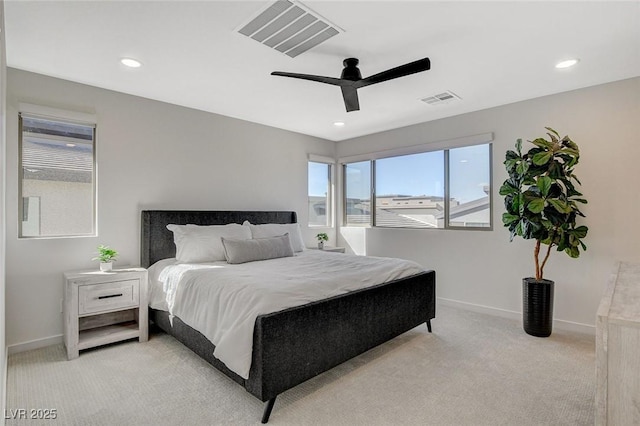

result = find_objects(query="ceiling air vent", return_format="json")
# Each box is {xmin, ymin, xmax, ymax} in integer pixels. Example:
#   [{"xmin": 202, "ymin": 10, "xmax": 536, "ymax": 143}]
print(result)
[
  {"xmin": 421, "ymin": 91, "xmax": 461, "ymax": 105},
  {"xmin": 238, "ymin": 0, "xmax": 341, "ymax": 58}
]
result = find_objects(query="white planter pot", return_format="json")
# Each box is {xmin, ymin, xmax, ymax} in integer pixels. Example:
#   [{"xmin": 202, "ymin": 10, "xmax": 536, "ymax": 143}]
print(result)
[
  {"xmin": 100, "ymin": 262, "xmax": 113, "ymax": 272},
  {"xmin": 317, "ymin": 241, "xmax": 324, "ymax": 249}
]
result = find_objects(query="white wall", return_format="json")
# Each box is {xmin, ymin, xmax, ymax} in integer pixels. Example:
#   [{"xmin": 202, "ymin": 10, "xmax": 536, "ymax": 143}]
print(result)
[
  {"xmin": 337, "ymin": 77, "xmax": 640, "ymax": 331},
  {"xmin": 1, "ymin": 0, "xmax": 8, "ymax": 418},
  {"xmin": 5, "ymin": 69, "xmax": 335, "ymax": 349},
  {"xmin": 4, "ymin": 70, "xmax": 639, "ymax": 351}
]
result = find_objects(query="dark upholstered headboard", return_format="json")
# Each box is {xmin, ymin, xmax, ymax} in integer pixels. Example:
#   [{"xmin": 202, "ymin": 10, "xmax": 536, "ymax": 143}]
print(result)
[{"xmin": 140, "ymin": 210, "xmax": 297, "ymax": 268}]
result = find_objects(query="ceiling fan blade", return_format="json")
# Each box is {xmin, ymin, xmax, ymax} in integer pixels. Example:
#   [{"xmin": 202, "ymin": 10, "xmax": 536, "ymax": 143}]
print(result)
[
  {"xmin": 357, "ymin": 58, "xmax": 431, "ymax": 88},
  {"xmin": 271, "ymin": 72, "xmax": 345, "ymax": 86},
  {"xmin": 341, "ymin": 86, "xmax": 360, "ymax": 112}
]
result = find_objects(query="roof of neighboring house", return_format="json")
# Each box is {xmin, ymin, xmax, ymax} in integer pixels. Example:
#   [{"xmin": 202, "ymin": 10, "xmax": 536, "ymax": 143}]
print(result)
[
  {"xmin": 22, "ymin": 140, "xmax": 93, "ymax": 183},
  {"xmin": 434, "ymin": 196, "xmax": 490, "ymax": 220}
]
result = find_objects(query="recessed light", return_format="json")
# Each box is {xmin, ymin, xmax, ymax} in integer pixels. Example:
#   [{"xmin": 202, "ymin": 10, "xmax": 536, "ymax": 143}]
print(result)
[
  {"xmin": 66, "ymin": 143, "xmax": 76, "ymax": 147},
  {"xmin": 333, "ymin": 121, "xmax": 345, "ymax": 127},
  {"xmin": 555, "ymin": 59, "xmax": 579, "ymax": 69},
  {"xmin": 460, "ymin": 159, "xmax": 468, "ymax": 163},
  {"xmin": 121, "ymin": 58, "xmax": 142, "ymax": 68}
]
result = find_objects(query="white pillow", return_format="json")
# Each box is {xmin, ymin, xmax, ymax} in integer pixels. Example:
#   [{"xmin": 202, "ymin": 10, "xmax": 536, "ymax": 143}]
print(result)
[
  {"xmin": 243, "ymin": 222, "xmax": 305, "ymax": 252},
  {"xmin": 166, "ymin": 223, "xmax": 251, "ymax": 263},
  {"xmin": 221, "ymin": 234, "xmax": 294, "ymax": 264}
]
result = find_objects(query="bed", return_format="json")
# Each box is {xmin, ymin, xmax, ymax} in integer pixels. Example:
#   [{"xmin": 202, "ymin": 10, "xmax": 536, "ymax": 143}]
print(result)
[{"xmin": 141, "ymin": 210, "xmax": 436, "ymax": 423}]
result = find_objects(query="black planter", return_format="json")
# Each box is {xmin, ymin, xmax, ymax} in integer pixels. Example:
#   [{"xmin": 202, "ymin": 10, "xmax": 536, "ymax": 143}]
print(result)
[{"xmin": 522, "ymin": 277, "xmax": 554, "ymax": 337}]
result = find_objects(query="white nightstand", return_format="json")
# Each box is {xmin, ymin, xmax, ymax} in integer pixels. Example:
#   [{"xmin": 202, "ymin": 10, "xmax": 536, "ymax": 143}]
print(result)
[
  {"xmin": 63, "ymin": 267, "xmax": 148, "ymax": 360},
  {"xmin": 310, "ymin": 246, "xmax": 346, "ymax": 253}
]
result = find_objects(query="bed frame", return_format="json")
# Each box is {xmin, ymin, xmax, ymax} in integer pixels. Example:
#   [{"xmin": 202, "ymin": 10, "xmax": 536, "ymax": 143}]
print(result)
[{"xmin": 141, "ymin": 210, "xmax": 436, "ymax": 423}]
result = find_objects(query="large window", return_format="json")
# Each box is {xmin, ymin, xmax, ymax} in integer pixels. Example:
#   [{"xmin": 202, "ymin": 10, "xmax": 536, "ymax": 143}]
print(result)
[
  {"xmin": 343, "ymin": 142, "xmax": 492, "ymax": 230},
  {"xmin": 308, "ymin": 161, "xmax": 333, "ymax": 227},
  {"xmin": 19, "ymin": 113, "xmax": 96, "ymax": 238},
  {"xmin": 376, "ymin": 151, "xmax": 444, "ymax": 228}
]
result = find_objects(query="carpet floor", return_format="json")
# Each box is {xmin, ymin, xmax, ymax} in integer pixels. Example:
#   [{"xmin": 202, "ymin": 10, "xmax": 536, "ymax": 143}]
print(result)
[{"xmin": 6, "ymin": 305, "xmax": 595, "ymax": 425}]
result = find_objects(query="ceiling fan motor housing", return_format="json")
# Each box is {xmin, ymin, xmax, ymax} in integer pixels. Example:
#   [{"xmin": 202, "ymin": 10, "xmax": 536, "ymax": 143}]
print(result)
[{"xmin": 341, "ymin": 58, "xmax": 362, "ymax": 81}]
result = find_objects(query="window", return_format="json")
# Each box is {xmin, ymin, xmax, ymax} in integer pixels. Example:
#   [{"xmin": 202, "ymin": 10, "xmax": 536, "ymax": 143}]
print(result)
[
  {"xmin": 308, "ymin": 161, "xmax": 333, "ymax": 227},
  {"xmin": 344, "ymin": 161, "xmax": 371, "ymax": 226},
  {"xmin": 375, "ymin": 151, "xmax": 444, "ymax": 228},
  {"xmin": 19, "ymin": 113, "xmax": 96, "ymax": 238},
  {"xmin": 342, "ymin": 141, "xmax": 492, "ymax": 230},
  {"xmin": 448, "ymin": 144, "xmax": 491, "ymax": 228}
]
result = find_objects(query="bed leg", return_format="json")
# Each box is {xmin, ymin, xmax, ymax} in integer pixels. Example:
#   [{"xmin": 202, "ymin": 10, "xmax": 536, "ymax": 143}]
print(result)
[
  {"xmin": 261, "ymin": 397, "xmax": 277, "ymax": 424},
  {"xmin": 426, "ymin": 319, "xmax": 432, "ymax": 333}
]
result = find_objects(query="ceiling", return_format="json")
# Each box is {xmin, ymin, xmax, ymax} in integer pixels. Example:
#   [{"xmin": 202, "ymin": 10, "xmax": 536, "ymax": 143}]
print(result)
[{"xmin": 4, "ymin": 1, "xmax": 640, "ymax": 142}]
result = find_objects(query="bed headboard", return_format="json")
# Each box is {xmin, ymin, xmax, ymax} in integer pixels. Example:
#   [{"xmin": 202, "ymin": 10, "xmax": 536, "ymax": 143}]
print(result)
[{"xmin": 140, "ymin": 210, "xmax": 298, "ymax": 268}]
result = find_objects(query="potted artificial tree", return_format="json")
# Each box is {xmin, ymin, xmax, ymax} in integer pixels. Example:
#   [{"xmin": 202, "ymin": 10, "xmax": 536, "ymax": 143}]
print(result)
[
  {"xmin": 93, "ymin": 245, "xmax": 118, "ymax": 271},
  {"xmin": 500, "ymin": 128, "xmax": 588, "ymax": 337}
]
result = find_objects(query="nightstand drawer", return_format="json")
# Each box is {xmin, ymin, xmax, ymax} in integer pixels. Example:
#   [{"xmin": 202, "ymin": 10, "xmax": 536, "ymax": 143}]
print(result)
[{"xmin": 78, "ymin": 279, "xmax": 140, "ymax": 315}]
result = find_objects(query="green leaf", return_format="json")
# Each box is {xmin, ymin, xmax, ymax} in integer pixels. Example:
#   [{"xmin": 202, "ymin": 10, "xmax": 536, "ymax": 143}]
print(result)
[
  {"xmin": 560, "ymin": 147, "xmax": 579, "ymax": 157},
  {"xmin": 548, "ymin": 198, "xmax": 572, "ymax": 213},
  {"xmin": 516, "ymin": 160, "xmax": 529, "ymax": 175},
  {"xmin": 548, "ymin": 161, "xmax": 564, "ymax": 179},
  {"xmin": 572, "ymin": 198, "xmax": 588, "ymax": 204},
  {"xmin": 545, "ymin": 127, "xmax": 560, "ymax": 138},
  {"xmin": 518, "ymin": 193, "xmax": 525, "ymax": 215},
  {"xmin": 504, "ymin": 159, "xmax": 518, "ymax": 171},
  {"xmin": 499, "ymin": 182, "xmax": 519, "ymax": 196},
  {"xmin": 505, "ymin": 150, "xmax": 520, "ymax": 161},
  {"xmin": 565, "ymin": 138, "xmax": 579, "ymax": 152},
  {"xmin": 515, "ymin": 139, "xmax": 522, "ymax": 155},
  {"xmin": 532, "ymin": 151, "xmax": 552, "ymax": 165},
  {"xmin": 572, "ymin": 225, "xmax": 588, "ymax": 238},
  {"xmin": 572, "ymin": 174, "xmax": 582, "ymax": 185},
  {"xmin": 536, "ymin": 176, "xmax": 552, "ymax": 197},
  {"xmin": 527, "ymin": 198, "xmax": 545, "ymax": 214},
  {"xmin": 531, "ymin": 138, "xmax": 553, "ymax": 149},
  {"xmin": 565, "ymin": 246, "xmax": 580, "ymax": 258},
  {"xmin": 515, "ymin": 220, "xmax": 524, "ymax": 236},
  {"xmin": 502, "ymin": 213, "xmax": 519, "ymax": 225}
]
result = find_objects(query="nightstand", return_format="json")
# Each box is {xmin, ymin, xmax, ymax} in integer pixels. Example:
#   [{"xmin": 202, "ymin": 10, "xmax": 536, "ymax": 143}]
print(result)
[
  {"xmin": 63, "ymin": 267, "xmax": 148, "ymax": 360},
  {"xmin": 310, "ymin": 246, "xmax": 346, "ymax": 253}
]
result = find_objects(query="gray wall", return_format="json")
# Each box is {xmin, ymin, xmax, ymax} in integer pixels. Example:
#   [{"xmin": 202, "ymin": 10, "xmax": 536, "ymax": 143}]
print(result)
[
  {"xmin": 1, "ymin": 0, "xmax": 8, "ymax": 412},
  {"xmin": 337, "ymin": 77, "xmax": 640, "ymax": 331},
  {"xmin": 5, "ymin": 67, "xmax": 639, "ymax": 349},
  {"xmin": 5, "ymin": 68, "xmax": 335, "ymax": 348}
]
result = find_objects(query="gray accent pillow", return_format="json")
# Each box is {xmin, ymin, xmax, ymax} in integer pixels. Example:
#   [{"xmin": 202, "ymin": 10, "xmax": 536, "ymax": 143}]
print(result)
[{"xmin": 221, "ymin": 234, "xmax": 294, "ymax": 264}]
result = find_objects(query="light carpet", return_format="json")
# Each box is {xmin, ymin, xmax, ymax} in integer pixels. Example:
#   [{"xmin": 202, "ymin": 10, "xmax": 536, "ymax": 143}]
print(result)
[{"xmin": 6, "ymin": 305, "xmax": 595, "ymax": 425}]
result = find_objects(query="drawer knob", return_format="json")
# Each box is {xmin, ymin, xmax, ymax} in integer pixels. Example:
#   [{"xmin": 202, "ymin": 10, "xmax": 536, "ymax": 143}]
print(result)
[{"xmin": 98, "ymin": 293, "xmax": 123, "ymax": 300}]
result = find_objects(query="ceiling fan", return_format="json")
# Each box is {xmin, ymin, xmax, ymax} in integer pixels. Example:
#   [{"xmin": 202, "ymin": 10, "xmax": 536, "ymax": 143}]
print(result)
[{"xmin": 271, "ymin": 57, "xmax": 431, "ymax": 112}]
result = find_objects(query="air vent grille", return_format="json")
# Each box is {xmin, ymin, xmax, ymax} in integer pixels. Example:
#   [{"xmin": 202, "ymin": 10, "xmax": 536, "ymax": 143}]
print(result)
[
  {"xmin": 421, "ymin": 91, "xmax": 461, "ymax": 105},
  {"xmin": 238, "ymin": 0, "xmax": 341, "ymax": 58}
]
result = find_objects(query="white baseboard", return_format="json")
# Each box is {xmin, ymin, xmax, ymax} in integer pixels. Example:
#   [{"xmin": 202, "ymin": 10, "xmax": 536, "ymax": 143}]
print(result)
[
  {"xmin": 7, "ymin": 335, "xmax": 63, "ymax": 355},
  {"xmin": 437, "ymin": 297, "xmax": 595, "ymax": 336}
]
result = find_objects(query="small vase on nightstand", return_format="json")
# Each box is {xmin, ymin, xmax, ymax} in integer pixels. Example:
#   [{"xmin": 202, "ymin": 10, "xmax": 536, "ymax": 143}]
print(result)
[
  {"xmin": 318, "ymin": 241, "xmax": 324, "ymax": 250},
  {"xmin": 100, "ymin": 262, "xmax": 113, "ymax": 272}
]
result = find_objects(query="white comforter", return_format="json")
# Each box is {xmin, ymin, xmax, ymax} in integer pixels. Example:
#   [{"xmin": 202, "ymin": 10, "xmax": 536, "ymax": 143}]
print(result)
[{"xmin": 148, "ymin": 250, "xmax": 425, "ymax": 379}]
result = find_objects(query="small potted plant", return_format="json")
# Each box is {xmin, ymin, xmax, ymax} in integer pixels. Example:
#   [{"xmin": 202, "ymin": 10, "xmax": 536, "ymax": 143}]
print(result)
[
  {"xmin": 316, "ymin": 233, "xmax": 329, "ymax": 249},
  {"xmin": 93, "ymin": 245, "xmax": 118, "ymax": 271},
  {"xmin": 500, "ymin": 127, "xmax": 588, "ymax": 337}
]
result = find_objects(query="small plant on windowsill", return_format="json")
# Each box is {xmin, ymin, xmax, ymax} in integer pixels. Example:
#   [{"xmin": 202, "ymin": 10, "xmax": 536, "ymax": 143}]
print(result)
[
  {"xmin": 93, "ymin": 245, "xmax": 118, "ymax": 272},
  {"xmin": 316, "ymin": 233, "xmax": 329, "ymax": 250}
]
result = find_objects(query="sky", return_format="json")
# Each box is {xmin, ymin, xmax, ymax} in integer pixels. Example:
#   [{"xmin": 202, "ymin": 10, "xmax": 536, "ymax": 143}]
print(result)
[{"xmin": 310, "ymin": 144, "xmax": 491, "ymax": 204}]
